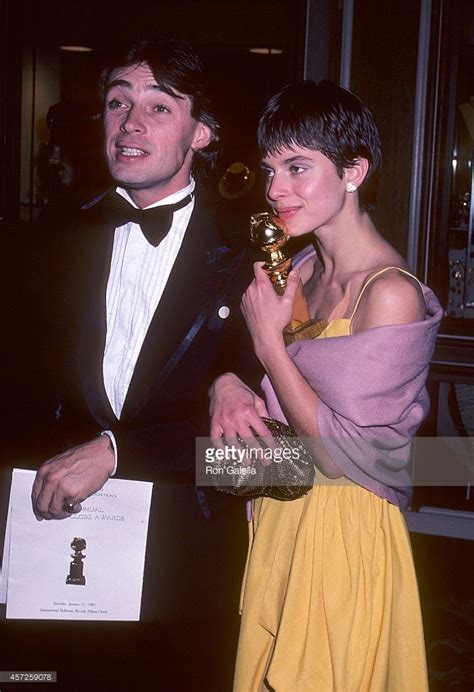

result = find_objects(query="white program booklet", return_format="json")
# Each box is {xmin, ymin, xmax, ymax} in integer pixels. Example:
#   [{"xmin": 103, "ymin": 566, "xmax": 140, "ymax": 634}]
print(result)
[{"xmin": 0, "ymin": 469, "xmax": 152, "ymax": 621}]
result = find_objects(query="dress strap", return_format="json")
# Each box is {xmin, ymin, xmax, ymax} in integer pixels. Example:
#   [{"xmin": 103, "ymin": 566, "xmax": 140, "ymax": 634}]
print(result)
[{"xmin": 349, "ymin": 266, "xmax": 421, "ymax": 322}]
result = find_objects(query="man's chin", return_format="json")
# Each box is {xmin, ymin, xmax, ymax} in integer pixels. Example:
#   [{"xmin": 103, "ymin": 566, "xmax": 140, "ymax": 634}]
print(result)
[
  {"xmin": 108, "ymin": 161, "xmax": 148, "ymax": 189},
  {"xmin": 112, "ymin": 176, "xmax": 148, "ymax": 190}
]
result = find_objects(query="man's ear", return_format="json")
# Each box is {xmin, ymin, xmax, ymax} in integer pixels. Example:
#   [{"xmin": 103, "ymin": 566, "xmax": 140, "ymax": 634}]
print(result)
[
  {"xmin": 344, "ymin": 157, "xmax": 369, "ymax": 188},
  {"xmin": 191, "ymin": 122, "xmax": 212, "ymax": 152}
]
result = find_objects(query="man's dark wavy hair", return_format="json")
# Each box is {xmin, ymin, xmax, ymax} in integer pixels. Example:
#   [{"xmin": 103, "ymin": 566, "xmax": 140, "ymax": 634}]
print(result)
[
  {"xmin": 99, "ymin": 38, "xmax": 220, "ymax": 183},
  {"xmin": 258, "ymin": 80, "xmax": 381, "ymax": 182}
]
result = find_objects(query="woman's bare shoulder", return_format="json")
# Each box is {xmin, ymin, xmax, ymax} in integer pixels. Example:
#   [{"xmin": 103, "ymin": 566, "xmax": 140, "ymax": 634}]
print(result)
[{"xmin": 352, "ymin": 268, "xmax": 425, "ymax": 333}]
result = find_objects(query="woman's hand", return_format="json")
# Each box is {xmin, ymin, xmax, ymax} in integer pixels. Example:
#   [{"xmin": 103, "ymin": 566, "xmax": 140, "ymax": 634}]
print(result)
[
  {"xmin": 241, "ymin": 263, "xmax": 300, "ymax": 359},
  {"xmin": 209, "ymin": 372, "xmax": 273, "ymax": 448}
]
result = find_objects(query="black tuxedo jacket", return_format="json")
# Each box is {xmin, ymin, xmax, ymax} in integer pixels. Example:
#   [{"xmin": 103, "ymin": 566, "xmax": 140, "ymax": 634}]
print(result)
[
  {"xmin": 0, "ymin": 201, "xmax": 264, "ymax": 688},
  {"xmin": 40, "ymin": 190, "xmax": 258, "ymax": 625},
  {"xmin": 48, "ymin": 191, "xmax": 254, "ymax": 465}
]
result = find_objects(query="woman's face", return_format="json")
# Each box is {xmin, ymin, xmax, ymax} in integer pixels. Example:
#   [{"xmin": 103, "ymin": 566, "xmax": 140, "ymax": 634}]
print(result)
[{"xmin": 261, "ymin": 144, "xmax": 347, "ymax": 236}]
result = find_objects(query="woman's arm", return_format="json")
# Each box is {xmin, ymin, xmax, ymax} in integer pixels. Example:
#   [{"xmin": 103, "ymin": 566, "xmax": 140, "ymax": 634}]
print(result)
[{"xmin": 241, "ymin": 263, "xmax": 343, "ymax": 477}]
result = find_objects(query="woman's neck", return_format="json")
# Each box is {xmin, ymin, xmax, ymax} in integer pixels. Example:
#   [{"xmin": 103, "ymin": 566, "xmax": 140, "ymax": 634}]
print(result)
[{"xmin": 313, "ymin": 210, "xmax": 379, "ymax": 280}]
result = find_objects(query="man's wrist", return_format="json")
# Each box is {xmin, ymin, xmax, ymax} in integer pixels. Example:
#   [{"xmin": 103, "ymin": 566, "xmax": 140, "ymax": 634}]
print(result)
[{"xmin": 100, "ymin": 431, "xmax": 118, "ymax": 476}]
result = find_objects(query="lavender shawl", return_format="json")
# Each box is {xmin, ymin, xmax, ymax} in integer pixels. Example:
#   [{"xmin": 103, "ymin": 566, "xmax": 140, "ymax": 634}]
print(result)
[{"xmin": 261, "ymin": 283, "xmax": 443, "ymax": 510}]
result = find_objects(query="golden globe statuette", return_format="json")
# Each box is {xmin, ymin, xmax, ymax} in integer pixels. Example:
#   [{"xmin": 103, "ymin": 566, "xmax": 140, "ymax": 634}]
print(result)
[
  {"xmin": 250, "ymin": 212, "xmax": 291, "ymax": 294},
  {"xmin": 211, "ymin": 211, "xmax": 317, "ymax": 501},
  {"xmin": 250, "ymin": 212, "xmax": 325, "ymax": 344}
]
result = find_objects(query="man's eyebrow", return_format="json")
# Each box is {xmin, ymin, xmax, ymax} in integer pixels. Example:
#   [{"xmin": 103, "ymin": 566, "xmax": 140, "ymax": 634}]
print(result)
[
  {"xmin": 106, "ymin": 79, "xmax": 133, "ymax": 91},
  {"xmin": 282, "ymin": 155, "xmax": 313, "ymax": 164},
  {"xmin": 106, "ymin": 79, "xmax": 184, "ymax": 100}
]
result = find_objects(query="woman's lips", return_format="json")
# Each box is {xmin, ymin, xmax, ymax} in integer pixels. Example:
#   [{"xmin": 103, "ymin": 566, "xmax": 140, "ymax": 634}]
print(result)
[{"xmin": 274, "ymin": 207, "xmax": 300, "ymax": 220}]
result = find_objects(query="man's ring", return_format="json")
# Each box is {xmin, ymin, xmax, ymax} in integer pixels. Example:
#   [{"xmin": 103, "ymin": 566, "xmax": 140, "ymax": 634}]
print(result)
[{"xmin": 63, "ymin": 499, "xmax": 77, "ymax": 513}]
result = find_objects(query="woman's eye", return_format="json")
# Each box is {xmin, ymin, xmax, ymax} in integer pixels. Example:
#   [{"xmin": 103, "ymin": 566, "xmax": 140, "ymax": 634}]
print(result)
[
  {"xmin": 153, "ymin": 104, "xmax": 170, "ymax": 113},
  {"xmin": 261, "ymin": 168, "xmax": 274, "ymax": 179}
]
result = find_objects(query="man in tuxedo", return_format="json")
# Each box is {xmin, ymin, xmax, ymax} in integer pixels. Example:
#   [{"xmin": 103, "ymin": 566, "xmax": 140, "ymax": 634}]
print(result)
[{"xmin": 27, "ymin": 38, "xmax": 253, "ymax": 689}]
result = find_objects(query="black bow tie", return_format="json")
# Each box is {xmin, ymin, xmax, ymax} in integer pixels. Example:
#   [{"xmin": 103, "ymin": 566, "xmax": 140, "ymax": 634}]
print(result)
[{"xmin": 109, "ymin": 192, "xmax": 193, "ymax": 246}]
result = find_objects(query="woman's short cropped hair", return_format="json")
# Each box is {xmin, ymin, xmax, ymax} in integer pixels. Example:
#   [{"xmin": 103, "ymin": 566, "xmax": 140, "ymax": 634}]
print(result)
[
  {"xmin": 258, "ymin": 80, "xmax": 381, "ymax": 181},
  {"xmin": 99, "ymin": 38, "xmax": 220, "ymax": 182}
]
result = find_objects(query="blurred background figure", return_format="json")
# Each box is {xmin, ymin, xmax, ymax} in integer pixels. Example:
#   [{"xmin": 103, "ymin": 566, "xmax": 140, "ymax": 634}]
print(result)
[{"xmin": 37, "ymin": 100, "xmax": 110, "ymax": 226}]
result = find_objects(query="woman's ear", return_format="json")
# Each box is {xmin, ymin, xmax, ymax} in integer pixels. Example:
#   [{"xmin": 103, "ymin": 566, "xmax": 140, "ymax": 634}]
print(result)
[{"xmin": 344, "ymin": 157, "xmax": 369, "ymax": 192}]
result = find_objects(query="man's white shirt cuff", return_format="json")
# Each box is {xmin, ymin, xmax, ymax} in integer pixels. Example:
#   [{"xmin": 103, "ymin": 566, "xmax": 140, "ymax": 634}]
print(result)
[{"xmin": 100, "ymin": 430, "xmax": 118, "ymax": 476}]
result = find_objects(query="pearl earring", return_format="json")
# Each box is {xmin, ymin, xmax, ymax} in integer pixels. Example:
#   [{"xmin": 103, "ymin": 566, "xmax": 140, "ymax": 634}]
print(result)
[{"xmin": 346, "ymin": 182, "xmax": 357, "ymax": 193}]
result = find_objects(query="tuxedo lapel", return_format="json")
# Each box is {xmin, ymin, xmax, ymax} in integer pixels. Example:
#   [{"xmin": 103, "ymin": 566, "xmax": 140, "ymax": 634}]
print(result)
[
  {"xmin": 77, "ymin": 198, "xmax": 117, "ymax": 426},
  {"xmin": 77, "ymin": 192, "xmax": 242, "ymax": 427},
  {"xmin": 119, "ymin": 197, "xmax": 228, "ymax": 422}
]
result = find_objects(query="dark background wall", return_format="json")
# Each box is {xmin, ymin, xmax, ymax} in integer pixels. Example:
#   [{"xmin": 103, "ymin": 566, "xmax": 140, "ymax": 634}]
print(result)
[{"xmin": 351, "ymin": 0, "xmax": 421, "ymax": 257}]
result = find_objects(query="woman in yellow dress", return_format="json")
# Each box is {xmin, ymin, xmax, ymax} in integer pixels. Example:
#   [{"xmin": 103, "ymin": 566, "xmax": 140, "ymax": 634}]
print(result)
[{"xmin": 210, "ymin": 80, "xmax": 442, "ymax": 691}]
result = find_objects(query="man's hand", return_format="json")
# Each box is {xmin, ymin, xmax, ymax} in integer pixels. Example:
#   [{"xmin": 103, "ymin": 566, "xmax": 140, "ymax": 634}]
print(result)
[
  {"xmin": 31, "ymin": 436, "xmax": 115, "ymax": 520},
  {"xmin": 209, "ymin": 372, "xmax": 273, "ymax": 448}
]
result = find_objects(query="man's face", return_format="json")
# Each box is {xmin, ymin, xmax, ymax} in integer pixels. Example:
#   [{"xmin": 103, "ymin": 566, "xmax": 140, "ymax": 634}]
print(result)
[{"xmin": 103, "ymin": 62, "xmax": 211, "ymax": 207}]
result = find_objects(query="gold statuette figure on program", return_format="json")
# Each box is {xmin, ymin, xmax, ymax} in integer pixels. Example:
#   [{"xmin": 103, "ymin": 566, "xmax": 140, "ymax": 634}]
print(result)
[{"xmin": 250, "ymin": 212, "xmax": 325, "ymax": 344}]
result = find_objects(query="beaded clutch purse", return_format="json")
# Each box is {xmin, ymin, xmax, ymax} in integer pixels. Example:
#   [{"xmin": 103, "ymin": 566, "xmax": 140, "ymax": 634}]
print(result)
[{"xmin": 213, "ymin": 417, "xmax": 315, "ymax": 501}]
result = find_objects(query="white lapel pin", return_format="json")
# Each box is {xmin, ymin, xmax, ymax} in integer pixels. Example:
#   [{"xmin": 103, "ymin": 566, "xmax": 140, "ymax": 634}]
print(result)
[{"xmin": 218, "ymin": 306, "xmax": 230, "ymax": 319}]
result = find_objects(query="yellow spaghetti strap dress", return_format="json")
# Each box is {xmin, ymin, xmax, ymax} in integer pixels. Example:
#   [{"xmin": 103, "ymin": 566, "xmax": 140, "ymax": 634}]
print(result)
[{"xmin": 233, "ymin": 268, "xmax": 429, "ymax": 692}]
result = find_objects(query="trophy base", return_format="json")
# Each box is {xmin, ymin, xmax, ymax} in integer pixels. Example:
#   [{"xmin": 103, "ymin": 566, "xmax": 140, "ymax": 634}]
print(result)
[
  {"xmin": 66, "ymin": 576, "xmax": 86, "ymax": 585},
  {"xmin": 283, "ymin": 318, "xmax": 326, "ymax": 345}
]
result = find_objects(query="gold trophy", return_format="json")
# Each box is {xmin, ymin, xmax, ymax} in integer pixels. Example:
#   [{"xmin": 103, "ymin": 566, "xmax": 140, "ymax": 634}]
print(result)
[{"xmin": 250, "ymin": 212, "xmax": 325, "ymax": 344}]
